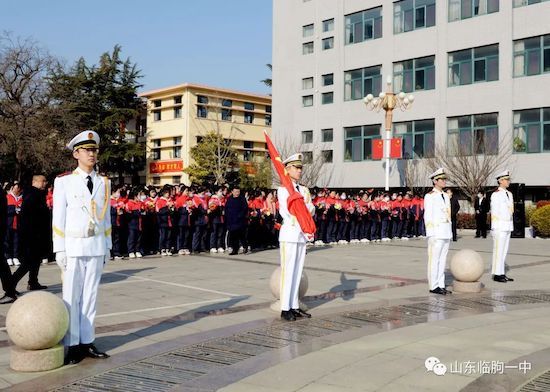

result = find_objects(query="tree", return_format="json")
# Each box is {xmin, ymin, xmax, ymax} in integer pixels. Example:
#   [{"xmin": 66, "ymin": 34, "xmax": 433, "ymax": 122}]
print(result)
[
  {"xmin": 398, "ymin": 157, "xmax": 432, "ymax": 196},
  {"xmin": 238, "ymin": 158, "xmax": 272, "ymax": 190},
  {"xmin": 49, "ymin": 45, "xmax": 145, "ymax": 184},
  {"xmin": 427, "ymin": 137, "xmax": 513, "ymax": 203},
  {"xmin": 184, "ymin": 132, "xmax": 238, "ymax": 185},
  {"xmin": 260, "ymin": 63, "xmax": 272, "ymax": 88},
  {"xmin": 0, "ymin": 33, "xmax": 70, "ymax": 181}
]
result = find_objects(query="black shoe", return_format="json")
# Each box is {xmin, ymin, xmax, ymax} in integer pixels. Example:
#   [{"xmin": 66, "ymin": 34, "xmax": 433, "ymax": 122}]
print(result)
[
  {"xmin": 27, "ymin": 284, "xmax": 48, "ymax": 291},
  {"xmin": 243, "ymin": 248, "xmax": 249, "ymax": 254},
  {"xmin": 65, "ymin": 345, "xmax": 84, "ymax": 365},
  {"xmin": 429, "ymin": 287, "xmax": 446, "ymax": 295},
  {"xmin": 503, "ymin": 275, "xmax": 514, "ymax": 282},
  {"xmin": 474, "ymin": 235, "xmax": 480, "ymax": 238},
  {"xmin": 81, "ymin": 343, "xmax": 109, "ymax": 359},
  {"xmin": 280, "ymin": 310, "xmax": 296, "ymax": 321},
  {"xmin": 493, "ymin": 275, "xmax": 507, "ymax": 283},
  {"xmin": 442, "ymin": 287, "xmax": 452, "ymax": 295},
  {"xmin": 229, "ymin": 251, "xmax": 238, "ymax": 255},
  {"xmin": 0, "ymin": 295, "xmax": 17, "ymax": 304},
  {"xmin": 291, "ymin": 308, "xmax": 312, "ymax": 318}
]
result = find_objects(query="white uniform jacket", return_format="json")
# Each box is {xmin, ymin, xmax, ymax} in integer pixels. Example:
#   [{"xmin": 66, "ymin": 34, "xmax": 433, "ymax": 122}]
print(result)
[
  {"xmin": 490, "ymin": 187, "xmax": 514, "ymax": 232},
  {"xmin": 52, "ymin": 169, "xmax": 112, "ymax": 257},
  {"xmin": 278, "ymin": 183, "xmax": 315, "ymax": 243},
  {"xmin": 423, "ymin": 188, "xmax": 452, "ymax": 239}
]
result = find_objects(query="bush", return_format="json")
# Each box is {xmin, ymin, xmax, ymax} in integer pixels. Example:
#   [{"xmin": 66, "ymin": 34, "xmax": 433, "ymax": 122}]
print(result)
[
  {"xmin": 531, "ymin": 205, "xmax": 550, "ymax": 238},
  {"xmin": 526, "ymin": 205, "xmax": 537, "ymax": 227},
  {"xmin": 457, "ymin": 213, "xmax": 477, "ymax": 229},
  {"xmin": 536, "ymin": 200, "xmax": 550, "ymax": 209}
]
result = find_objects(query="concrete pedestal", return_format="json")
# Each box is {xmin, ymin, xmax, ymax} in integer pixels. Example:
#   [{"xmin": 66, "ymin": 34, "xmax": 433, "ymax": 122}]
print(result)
[
  {"xmin": 453, "ymin": 280, "xmax": 483, "ymax": 293},
  {"xmin": 10, "ymin": 344, "xmax": 64, "ymax": 372}
]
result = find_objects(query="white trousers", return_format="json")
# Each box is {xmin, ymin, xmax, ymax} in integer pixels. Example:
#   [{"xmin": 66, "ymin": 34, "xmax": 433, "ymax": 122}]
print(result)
[
  {"xmin": 427, "ymin": 237, "xmax": 450, "ymax": 290},
  {"xmin": 279, "ymin": 241, "xmax": 306, "ymax": 311},
  {"xmin": 63, "ymin": 256, "xmax": 104, "ymax": 346},
  {"xmin": 492, "ymin": 230, "xmax": 510, "ymax": 275}
]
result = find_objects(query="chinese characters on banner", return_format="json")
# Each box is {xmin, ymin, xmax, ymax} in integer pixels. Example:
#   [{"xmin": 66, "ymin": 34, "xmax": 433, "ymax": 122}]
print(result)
[{"xmin": 149, "ymin": 160, "xmax": 184, "ymax": 174}]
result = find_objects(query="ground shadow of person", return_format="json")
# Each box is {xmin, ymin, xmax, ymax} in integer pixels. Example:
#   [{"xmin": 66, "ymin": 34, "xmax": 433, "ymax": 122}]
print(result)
[
  {"xmin": 94, "ymin": 295, "xmax": 250, "ymax": 352},
  {"xmin": 304, "ymin": 272, "xmax": 362, "ymax": 311}
]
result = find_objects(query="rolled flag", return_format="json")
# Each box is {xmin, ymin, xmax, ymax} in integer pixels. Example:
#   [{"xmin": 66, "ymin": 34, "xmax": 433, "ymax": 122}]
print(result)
[{"xmin": 264, "ymin": 130, "xmax": 316, "ymax": 239}]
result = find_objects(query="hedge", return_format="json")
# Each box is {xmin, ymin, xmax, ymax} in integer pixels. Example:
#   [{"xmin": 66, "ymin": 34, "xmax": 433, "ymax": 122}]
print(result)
[
  {"xmin": 536, "ymin": 200, "xmax": 550, "ymax": 209},
  {"xmin": 531, "ymin": 205, "xmax": 550, "ymax": 238}
]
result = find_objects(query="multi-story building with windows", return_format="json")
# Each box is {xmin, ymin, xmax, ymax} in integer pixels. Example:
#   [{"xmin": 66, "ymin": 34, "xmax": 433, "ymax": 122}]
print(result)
[
  {"xmin": 273, "ymin": 0, "xmax": 550, "ymax": 195},
  {"xmin": 139, "ymin": 83, "xmax": 272, "ymax": 186}
]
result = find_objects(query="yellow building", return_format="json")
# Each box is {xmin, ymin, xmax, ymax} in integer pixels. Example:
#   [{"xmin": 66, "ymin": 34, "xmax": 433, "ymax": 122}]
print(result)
[{"xmin": 139, "ymin": 83, "xmax": 272, "ymax": 186}]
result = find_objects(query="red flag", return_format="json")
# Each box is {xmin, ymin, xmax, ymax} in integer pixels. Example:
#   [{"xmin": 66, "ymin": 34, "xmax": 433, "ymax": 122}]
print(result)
[
  {"xmin": 264, "ymin": 131, "xmax": 316, "ymax": 239},
  {"xmin": 390, "ymin": 138, "xmax": 403, "ymax": 159},
  {"xmin": 372, "ymin": 139, "xmax": 383, "ymax": 160}
]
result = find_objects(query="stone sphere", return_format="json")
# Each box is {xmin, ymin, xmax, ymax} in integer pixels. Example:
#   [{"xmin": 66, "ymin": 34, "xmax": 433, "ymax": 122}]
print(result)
[
  {"xmin": 269, "ymin": 267, "xmax": 308, "ymax": 300},
  {"xmin": 450, "ymin": 249, "xmax": 484, "ymax": 282},
  {"xmin": 6, "ymin": 292, "xmax": 69, "ymax": 350}
]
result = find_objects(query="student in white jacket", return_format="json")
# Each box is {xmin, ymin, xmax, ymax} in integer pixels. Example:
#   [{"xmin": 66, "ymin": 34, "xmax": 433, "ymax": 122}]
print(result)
[
  {"xmin": 490, "ymin": 170, "xmax": 514, "ymax": 283},
  {"xmin": 423, "ymin": 168, "xmax": 452, "ymax": 295},
  {"xmin": 278, "ymin": 153, "xmax": 315, "ymax": 321}
]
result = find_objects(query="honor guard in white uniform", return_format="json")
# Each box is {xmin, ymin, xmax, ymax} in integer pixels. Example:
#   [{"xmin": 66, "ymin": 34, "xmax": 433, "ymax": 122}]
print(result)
[
  {"xmin": 423, "ymin": 168, "xmax": 452, "ymax": 295},
  {"xmin": 490, "ymin": 170, "xmax": 515, "ymax": 283},
  {"xmin": 278, "ymin": 153, "xmax": 315, "ymax": 321},
  {"xmin": 52, "ymin": 130, "xmax": 111, "ymax": 364}
]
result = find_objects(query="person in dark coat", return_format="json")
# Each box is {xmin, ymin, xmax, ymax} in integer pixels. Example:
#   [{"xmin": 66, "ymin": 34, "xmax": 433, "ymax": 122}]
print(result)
[
  {"xmin": 447, "ymin": 189, "xmax": 460, "ymax": 241},
  {"xmin": 12, "ymin": 175, "xmax": 50, "ymax": 290},
  {"xmin": 0, "ymin": 185, "xmax": 17, "ymax": 304},
  {"xmin": 474, "ymin": 190, "xmax": 489, "ymax": 238},
  {"xmin": 225, "ymin": 186, "xmax": 248, "ymax": 255}
]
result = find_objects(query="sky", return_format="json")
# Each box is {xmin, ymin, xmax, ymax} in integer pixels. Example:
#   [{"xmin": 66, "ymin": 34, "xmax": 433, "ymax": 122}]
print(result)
[{"xmin": 0, "ymin": 0, "xmax": 273, "ymax": 95}]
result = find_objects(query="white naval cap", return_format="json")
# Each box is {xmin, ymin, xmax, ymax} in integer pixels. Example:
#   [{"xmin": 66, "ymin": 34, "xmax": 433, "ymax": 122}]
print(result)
[
  {"xmin": 429, "ymin": 167, "xmax": 447, "ymax": 181},
  {"xmin": 496, "ymin": 169, "xmax": 511, "ymax": 181},
  {"xmin": 283, "ymin": 153, "xmax": 303, "ymax": 167},
  {"xmin": 66, "ymin": 130, "xmax": 100, "ymax": 151}
]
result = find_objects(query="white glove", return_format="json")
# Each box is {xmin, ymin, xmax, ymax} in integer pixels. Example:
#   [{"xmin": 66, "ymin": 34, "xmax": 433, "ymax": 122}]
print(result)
[{"xmin": 55, "ymin": 252, "xmax": 67, "ymax": 271}]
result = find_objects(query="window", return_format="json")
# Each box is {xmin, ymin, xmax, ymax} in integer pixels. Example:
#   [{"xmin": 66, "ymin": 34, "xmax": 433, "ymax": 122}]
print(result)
[
  {"xmin": 197, "ymin": 106, "xmax": 207, "ymax": 118},
  {"xmin": 394, "ymin": 56, "xmax": 435, "ymax": 92},
  {"xmin": 302, "ymin": 130, "xmax": 313, "ymax": 144},
  {"xmin": 303, "ymin": 24, "xmax": 314, "ymax": 37},
  {"xmin": 448, "ymin": 44, "xmax": 499, "ymax": 86},
  {"xmin": 265, "ymin": 114, "xmax": 272, "ymax": 126},
  {"xmin": 244, "ymin": 102, "xmax": 254, "ymax": 111},
  {"xmin": 323, "ymin": 18, "xmax": 334, "ymax": 32},
  {"xmin": 344, "ymin": 124, "xmax": 381, "ymax": 161},
  {"xmin": 394, "ymin": 119, "xmax": 435, "ymax": 158},
  {"xmin": 322, "ymin": 150, "xmax": 333, "ymax": 163},
  {"xmin": 153, "ymin": 110, "xmax": 161, "ymax": 121},
  {"xmin": 303, "ymin": 42, "xmax": 314, "ymax": 55},
  {"xmin": 172, "ymin": 176, "xmax": 181, "ymax": 185},
  {"xmin": 152, "ymin": 139, "xmax": 161, "ymax": 148},
  {"xmin": 449, "ymin": 0, "xmax": 499, "ymax": 21},
  {"xmin": 222, "ymin": 109, "xmax": 232, "ymax": 121},
  {"xmin": 197, "ymin": 95, "xmax": 208, "ymax": 104},
  {"xmin": 244, "ymin": 112, "xmax": 254, "ymax": 124},
  {"xmin": 174, "ymin": 107, "xmax": 181, "ymax": 118},
  {"xmin": 322, "ymin": 128, "xmax": 333, "ymax": 142},
  {"xmin": 303, "ymin": 95, "xmax": 313, "ymax": 107},
  {"xmin": 222, "ymin": 99, "xmax": 232, "ymax": 107},
  {"xmin": 302, "ymin": 151, "xmax": 313, "ymax": 164},
  {"xmin": 174, "ymin": 95, "xmax": 182, "ymax": 104},
  {"xmin": 153, "ymin": 100, "xmax": 161, "ymax": 108},
  {"xmin": 322, "ymin": 73, "xmax": 334, "ymax": 86},
  {"xmin": 447, "ymin": 113, "xmax": 499, "ymax": 155},
  {"xmin": 345, "ymin": 7, "xmax": 383, "ymax": 45},
  {"xmin": 173, "ymin": 146, "xmax": 182, "ymax": 159},
  {"xmin": 322, "ymin": 92, "xmax": 334, "ymax": 104},
  {"xmin": 152, "ymin": 177, "xmax": 160, "ymax": 185},
  {"xmin": 244, "ymin": 141, "xmax": 254, "ymax": 149},
  {"xmin": 513, "ymin": 107, "xmax": 550, "ymax": 153},
  {"xmin": 344, "ymin": 66, "xmax": 382, "ymax": 101},
  {"xmin": 302, "ymin": 77, "xmax": 314, "ymax": 89},
  {"xmin": 514, "ymin": 34, "xmax": 550, "ymax": 77},
  {"xmin": 173, "ymin": 137, "xmax": 182, "ymax": 145},
  {"xmin": 265, "ymin": 105, "xmax": 272, "ymax": 113},
  {"xmin": 243, "ymin": 150, "xmax": 253, "ymax": 162},
  {"xmin": 322, "ymin": 37, "xmax": 334, "ymax": 50},
  {"xmin": 152, "ymin": 150, "xmax": 161, "ymax": 160},
  {"xmin": 514, "ymin": 0, "xmax": 550, "ymax": 7},
  {"xmin": 394, "ymin": 0, "xmax": 436, "ymax": 34}
]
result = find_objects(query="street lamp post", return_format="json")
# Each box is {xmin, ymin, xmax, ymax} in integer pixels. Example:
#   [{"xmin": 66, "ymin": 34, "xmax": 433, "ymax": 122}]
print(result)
[{"xmin": 363, "ymin": 76, "xmax": 414, "ymax": 191}]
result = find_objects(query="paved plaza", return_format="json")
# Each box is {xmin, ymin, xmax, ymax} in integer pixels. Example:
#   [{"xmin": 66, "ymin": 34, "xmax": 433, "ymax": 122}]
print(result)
[{"xmin": 1, "ymin": 231, "xmax": 549, "ymax": 391}]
